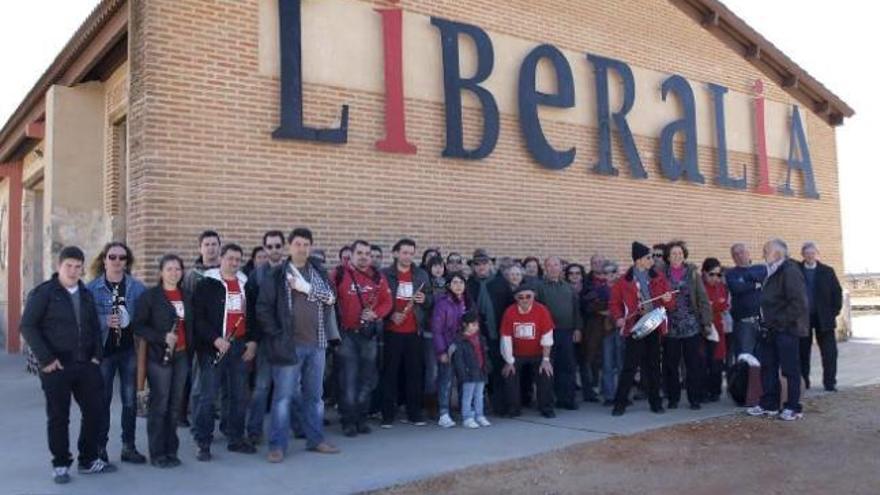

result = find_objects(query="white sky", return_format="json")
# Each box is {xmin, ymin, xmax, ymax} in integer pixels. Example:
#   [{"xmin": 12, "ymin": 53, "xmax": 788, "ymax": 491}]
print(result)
[{"xmin": 0, "ymin": 0, "xmax": 876, "ymax": 272}]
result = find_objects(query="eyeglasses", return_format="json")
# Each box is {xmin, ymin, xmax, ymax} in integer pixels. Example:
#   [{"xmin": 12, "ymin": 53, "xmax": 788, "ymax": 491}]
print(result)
[
  {"xmin": 652, "ymin": 253, "xmax": 664, "ymax": 258},
  {"xmin": 516, "ymin": 294, "xmax": 533, "ymax": 301},
  {"xmin": 107, "ymin": 255, "xmax": 128, "ymax": 261},
  {"xmin": 266, "ymin": 244, "xmax": 283, "ymax": 250}
]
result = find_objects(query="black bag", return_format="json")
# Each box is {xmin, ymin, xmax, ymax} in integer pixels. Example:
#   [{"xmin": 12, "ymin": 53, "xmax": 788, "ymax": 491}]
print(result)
[{"xmin": 727, "ymin": 360, "xmax": 749, "ymax": 406}]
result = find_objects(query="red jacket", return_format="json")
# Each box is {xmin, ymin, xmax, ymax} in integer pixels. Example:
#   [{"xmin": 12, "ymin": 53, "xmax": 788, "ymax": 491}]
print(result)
[
  {"xmin": 609, "ymin": 267, "xmax": 675, "ymax": 337},
  {"xmin": 331, "ymin": 265, "xmax": 393, "ymax": 332},
  {"xmin": 705, "ymin": 280, "xmax": 730, "ymax": 360}
]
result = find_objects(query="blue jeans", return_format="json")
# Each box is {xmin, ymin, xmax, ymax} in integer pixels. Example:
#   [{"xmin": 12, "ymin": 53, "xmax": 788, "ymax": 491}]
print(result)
[
  {"xmin": 757, "ymin": 330, "xmax": 802, "ymax": 413},
  {"xmin": 461, "ymin": 381, "xmax": 485, "ymax": 420},
  {"xmin": 437, "ymin": 362, "xmax": 453, "ymax": 416},
  {"xmin": 246, "ymin": 343, "xmax": 272, "ymax": 438},
  {"xmin": 423, "ymin": 336, "xmax": 438, "ymax": 395},
  {"xmin": 734, "ymin": 319, "xmax": 759, "ymax": 357},
  {"xmin": 193, "ymin": 341, "xmax": 249, "ymax": 447},
  {"xmin": 99, "ymin": 347, "xmax": 137, "ymax": 448},
  {"xmin": 601, "ymin": 332, "xmax": 624, "ymax": 401},
  {"xmin": 270, "ymin": 345, "xmax": 327, "ymax": 451},
  {"xmin": 336, "ymin": 332, "xmax": 378, "ymax": 427}
]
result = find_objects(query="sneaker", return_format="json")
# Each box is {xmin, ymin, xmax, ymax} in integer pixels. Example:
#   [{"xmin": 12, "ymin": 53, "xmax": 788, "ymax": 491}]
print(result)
[
  {"xmin": 165, "ymin": 456, "xmax": 182, "ymax": 468},
  {"xmin": 410, "ymin": 418, "xmax": 428, "ymax": 427},
  {"xmin": 78, "ymin": 459, "xmax": 117, "ymax": 475},
  {"xmin": 196, "ymin": 446, "xmax": 212, "ymax": 462},
  {"xmin": 611, "ymin": 405, "xmax": 626, "ymax": 416},
  {"xmin": 476, "ymin": 416, "xmax": 492, "ymax": 427},
  {"xmin": 356, "ymin": 422, "xmax": 372, "ymax": 435},
  {"xmin": 746, "ymin": 405, "xmax": 778, "ymax": 417},
  {"xmin": 228, "ymin": 441, "xmax": 257, "ymax": 454},
  {"xmin": 541, "ymin": 410, "xmax": 556, "ymax": 419},
  {"xmin": 52, "ymin": 466, "xmax": 71, "ymax": 484},
  {"xmin": 267, "ymin": 449, "xmax": 284, "ymax": 463},
  {"xmin": 380, "ymin": 422, "xmax": 394, "ymax": 429},
  {"xmin": 437, "ymin": 414, "xmax": 456, "ymax": 428},
  {"xmin": 121, "ymin": 445, "xmax": 147, "ymax": 464},
  {"xmin": 778, "ymin": 409, "xmax": 804, "ymax": 421},
  {"xmin": 307, "ymin": 442, "xmax": 340, "ymax": 454},
  {"xmin": 462, "ymin": 418, "xmax": 479, "ymax": 429}
]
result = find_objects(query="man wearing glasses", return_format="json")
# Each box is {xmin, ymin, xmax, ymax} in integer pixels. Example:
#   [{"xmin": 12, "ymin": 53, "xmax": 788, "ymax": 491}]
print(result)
[
  {"xmin": 446, "ymin": 252, "xmax": 465, "ymax": 274},
  {"xmin": 500, "ymin": 283, "xmax": 556, "ymax": 418},
  {"xmin": 245, "ymin": 230, "xmax": 287, "ymax": 445},
  {"xmin": 652, "ymin": 244, "xmax": 668, "ymax": 271}
]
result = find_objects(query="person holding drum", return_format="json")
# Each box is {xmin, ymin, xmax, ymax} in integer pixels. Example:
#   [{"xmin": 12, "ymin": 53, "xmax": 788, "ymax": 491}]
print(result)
[{"xmin": 610, "ymin": 242, "xmax": 675, "ymax": 417}]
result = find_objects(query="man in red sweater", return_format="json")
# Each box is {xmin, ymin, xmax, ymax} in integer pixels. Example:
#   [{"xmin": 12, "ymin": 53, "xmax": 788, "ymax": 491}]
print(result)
[
  {"xmin": 331, "ymin": 240, "xmax": 393, "ymax": 437},
  {"xmin": 500, "ymin": 283, "xmax": 556, "ymax": 418}
]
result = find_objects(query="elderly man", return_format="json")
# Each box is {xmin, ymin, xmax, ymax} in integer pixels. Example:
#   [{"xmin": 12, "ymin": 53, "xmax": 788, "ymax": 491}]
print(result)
[
  {"xmin": 725, "ymin": 243, "xmax": 768, "ymax": 358},
  {"xmin": 748, "ymin": 239, "xmax": 809, "ymax": 421},
  {"xmin": 538, "ymin": 256, "xmax": 583, "ymax": 410},
  {"xmin": 798, "ymin": 242, "xmax": 843, "ymax": 391}
]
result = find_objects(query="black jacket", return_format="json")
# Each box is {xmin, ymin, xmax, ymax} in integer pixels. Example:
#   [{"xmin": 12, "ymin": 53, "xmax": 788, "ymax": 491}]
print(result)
[
  {"xmin": 465, "ymin": 273, "xmax": 509, "ymax": 341},
  {"xmin": 133, "ymin": 285, "xmax": 195, "ymax": 364},
  {"xmin": 20, "ymin": 274, "xmax": 102, "ymax": 367},
  {"xmin": 256, "ymin": 260, "xmax": 339, "ymax": 365},
  {"xmin": 760, "ymin": 259, "xmax": 809, "ymax": 337},
  {"xmin": 451, "ymin": 333, "xmax": 490, "ymax": 383},
  {"xmin": 800, "ymin": 261, "xmax": 843, "ymax": 332},
  {"xmin": 193, "ymin": 272, "xmax": 256, "ymax": 355},
  {"xmin": 382, "ymin": 262, "xmax": 434, "ymax": 333}
]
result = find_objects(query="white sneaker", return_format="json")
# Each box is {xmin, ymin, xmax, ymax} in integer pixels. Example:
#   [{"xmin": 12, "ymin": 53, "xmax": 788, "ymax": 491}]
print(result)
[
  {"xmin": 778, "ymin": 409, "xmax": 804, "ymax": 421},
  {"xmin": 745, "ymin": 405, "xmax": 777, "ymax": 417},
  {"xmin": 476, "ymin": 416, "xmax": 492, "ymax": 427},
  {"xmin": 462, "ymin": 418, "xmax": 479, "ymax": 429},
  {"xmin": 52, "ymin": 466, "xmax": 71, "ymax": 484},
  {"xmin": 437, "ymin": 414, "xmax": 456, "ymax": 428}
]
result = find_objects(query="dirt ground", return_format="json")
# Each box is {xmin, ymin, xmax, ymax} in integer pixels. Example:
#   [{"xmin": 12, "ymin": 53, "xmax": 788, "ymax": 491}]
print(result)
[{"xmin": 371, "ymin": 385, "xmax": 880, "ymax": 495}]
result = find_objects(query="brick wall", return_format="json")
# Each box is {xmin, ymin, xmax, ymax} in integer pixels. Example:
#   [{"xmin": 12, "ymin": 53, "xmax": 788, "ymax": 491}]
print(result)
[{"xmin": 126, "ymin": 0, "xmax": 843, "ymax": 283}]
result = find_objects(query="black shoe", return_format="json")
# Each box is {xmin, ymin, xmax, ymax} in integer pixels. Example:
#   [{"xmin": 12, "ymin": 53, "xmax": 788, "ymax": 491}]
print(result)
[
  {"xmin": 804, "ymin": 377, "xmax": 811, "ymax": 390},
  {"xmin": 166, "ymin": 456, "xmax": 182, "ymax": 467},
  {"xmin": 342, "ymin": 424, "xmax": 358, "ymax": 437},
  {"xmin": 584, "ymin": 394, "xmax": 600, "ymax": 403},
  {"xmin": 227, "ymin": 441, "xmax": 257, "ymax": 454},
  {"xmin": 825, "ymin": 386, "xmax": 838, "ymax": 392},
  {"xmin": 651, "ymin": 405, "xmax": 666, "ymax": 414},
  {"xmin": 293, "ymin": 431, "xmax": 306, "ymax": 439},
  {"xmin": 356, "ymin": 422, "xmax": 372, "ymax": 434},
  {"xmin": 150, "ymin": 456, "xmax": 168, "ymax": 468},
  {"xmin": 52, "ymin": 466, "xmax": 71, "ymax": 484},
  {"xmin": 541, "ymin": 410, "xmax": 557, "ymax": 418},
  {"xmin": 506, "ymin": 410, "xmax": 522, "ymax": 418},
  {"xmin": 689, "ymin": 403, "xmax": 702, "ymax": 410},
  {"xmin": 602, "ymin": 399, "xmax": 615, "ymax": 407},
  {"xmin": 611, "ymin": 405, "xmax": 625, "ymax": 416},
  {"xmin": 557, "ymin": 402, "xmax": 579, "ymax": 411},
  {"xmin": 121, "ymin": 446, "xmax": 147, "ymax": 464},
  {"xmin": 196, "ymin": 446, "xmax": 212, "ymax": 462},
  {"xmin": 247, "ymin": 434, "xmax": 263, "ymax": 446},
  {"xmin": 667, "ymin": 401, "xmax": 679, "ymax": 410},
  {"xmin": 706, "ymin": 395, "xmax": 720, "ymax": 403}
]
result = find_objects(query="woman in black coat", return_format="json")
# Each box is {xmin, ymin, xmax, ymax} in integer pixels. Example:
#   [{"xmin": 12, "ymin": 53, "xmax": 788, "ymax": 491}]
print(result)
[{"xmin": 133, "ymin": 254, "xmax": 195, "ymax": 468}]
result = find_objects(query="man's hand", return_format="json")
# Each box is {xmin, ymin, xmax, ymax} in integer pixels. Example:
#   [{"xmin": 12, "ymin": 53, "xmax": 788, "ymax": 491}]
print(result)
[
  {"xmin": 539, "ymin": 359, "xmax": 554, "ymax": 377},
  {"xmin": 502, "ymin": 363, "xmax": 516, "ymax": 378},
  {"xmin": 214, "ymin": 337, "xmax": 230, "ymax": 354},
  {"xmin": 41, "ymin": 359, "xmax": 63, "ymax": 374},
  {"xmin": 165, "ymin": 332, "xmax": 178, "ymax": 347},
  {"xmin": 572, "ymin": 330, "xmax": 582, "ymax": 344},
  {"xmin": 616, "ymin": 318, "xmax": 625, "ymax": 329},
  {"xmin": 108, "ymin": 314, "xmax": 121, "ymax": 329},
  {"xmin": 439, "ymin": 353, "xmax": 449, "ymax": 364},
  {"xmin": 413, "ymin": 291, "xmax": 426, "ymax": 304},
  {"xmin": 361, "ymin": 309, "xmax": 378, "ymax": 322},
  {"xmin": 242, "ymin": 342, "xmax": 257, "ymax": 362},
  {"xmin": 391, "ymin": 312, "xmax": 406, "ymax": 325},
  {"xmin": 91, "ymin": 358, "xmax": 101, "ymax": 366}
]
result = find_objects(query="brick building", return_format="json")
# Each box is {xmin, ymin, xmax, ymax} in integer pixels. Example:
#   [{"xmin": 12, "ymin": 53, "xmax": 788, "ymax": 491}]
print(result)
[{"xmin": 0, "ymin": 0, "xmax": 855, "ymax": 352}]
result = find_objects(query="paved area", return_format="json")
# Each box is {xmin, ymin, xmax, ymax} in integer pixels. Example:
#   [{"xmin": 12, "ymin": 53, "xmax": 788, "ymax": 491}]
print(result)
[{"xmin": 3, "ymin": 317, "xmax": 879, "ymax": 495}]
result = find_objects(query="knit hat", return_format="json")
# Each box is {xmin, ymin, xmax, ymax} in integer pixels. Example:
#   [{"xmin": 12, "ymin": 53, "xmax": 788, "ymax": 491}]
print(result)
[{"xmin": 631, "ymin": 241, "xmax": 650, "ymax": 261}]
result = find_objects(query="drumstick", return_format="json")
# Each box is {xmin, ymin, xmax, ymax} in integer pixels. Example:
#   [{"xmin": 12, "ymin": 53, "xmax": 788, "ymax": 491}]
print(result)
[{"xmin": 637, "ymin": 289, "xmax": 679, "ymax": 307}]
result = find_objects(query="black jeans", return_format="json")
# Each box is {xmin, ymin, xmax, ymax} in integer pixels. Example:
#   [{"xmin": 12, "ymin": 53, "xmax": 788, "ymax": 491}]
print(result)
[
  {"xmin": 485, "ymin": 340, "xmax": 507, "ymax": 415},
  {"xmin": 146, "ymin": 353, "xmax": 189, "ymax": 459},
  {"xmin": 551, "ymin": 328, "xmax": 577, "ymax": 407},
  {"xmin": 39, "ymin": 361, "xmax": 105, "ymax": 468},
  {"xmin": 193, "ymin": 341, "xmax": 249, "ymax": 448},
  {"xmin": 799, "ymin": 315, "xmax": 838, "ymax": 389},
  {"xmin": 381, "ymin": 332, "xmax": 424, "ymax": 423},
  {"xmin": 336, "ymin": 331, "xmax": 379, "ymax": 427},
  {"xmin": 503, "ymin": 357, "xmax": 554, "ymax": 415},
  {"xmin": 615, "ymin": 332, "xmax": 661, "ymax": 409},
  {"xmin": 704, "ymin": 341, "xmax": 724, "ymax": 398},
  {"xmin": 662, "ymin": 334, "xmax": 704, "ymax": 406}
]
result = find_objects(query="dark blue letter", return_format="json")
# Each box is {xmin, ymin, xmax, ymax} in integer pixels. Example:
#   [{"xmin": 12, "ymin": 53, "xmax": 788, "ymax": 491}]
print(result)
[
  {"xmin": 273, "ymin": 0, "xmax": 348, "ymax": 142},
  {"xmin": 659, "ymin": 75, "xmax": 703, "ymax": 183},
  {"xmin": 518, "ymin": 44, "xmax": 575, "ymax": 169},
  {"xmin": 708, "ymin": 83, "xmax": 746, "ymax": 189},
  {"xmin": 431, "ymin": 17, "xmax": 499, "ymax": 160},
  {"xmin": 587, "ymin": 54, "xmax": 645, "ymax": 178},
  {"xmin": 778, "ymin": 106, "xmax": 819, "ymax": 199}
]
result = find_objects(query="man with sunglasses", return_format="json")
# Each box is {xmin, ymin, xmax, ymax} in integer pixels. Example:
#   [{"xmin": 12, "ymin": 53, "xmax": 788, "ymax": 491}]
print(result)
[
  {"xmin": 652, "ymin": 244, "xmax": 668, "ymax": 271},
  {"xmin": 500, "ymin": 283, "xmax": 556, "ymax": 418},
  {"xmin": 445, "ymin": 252, "xmax": 465, "ymax": 274},
  {"xmin": 244, "ymin": 230, "xmax": 287, "ymax": 445},
  {"xmin": 86, "ymin": 242, "xmax": 147, "ymax": 464}
]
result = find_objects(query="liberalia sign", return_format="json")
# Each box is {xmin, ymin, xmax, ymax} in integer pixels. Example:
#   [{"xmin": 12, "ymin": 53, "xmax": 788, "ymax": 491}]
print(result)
[{"xmin": 271, "ymin": 0, "xmax": 819, "ymax": 199}]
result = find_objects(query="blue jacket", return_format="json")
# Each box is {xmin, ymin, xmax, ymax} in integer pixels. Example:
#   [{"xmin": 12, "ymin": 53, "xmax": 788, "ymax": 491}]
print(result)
[
  {"xmin": 86, "ymin": 274, "xmax": 147, "ymax": 347},
  {"xmin": 725, "ymin": 265, "xmax": 768, "ymax": 320}
]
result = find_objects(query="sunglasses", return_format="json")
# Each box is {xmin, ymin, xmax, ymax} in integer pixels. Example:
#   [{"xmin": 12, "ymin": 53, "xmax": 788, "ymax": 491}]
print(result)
[
  {"xmin": 107, "ymin": 254, "xmax": 128, "ymax": 261},
  {"xmin": 516, "ymin": 294, "xmax": 533, "ymax": 301},
  {"xmin": 448, "ymin": 258, "xmax": 462, "ymax": 264},
  {"xmin": 266, "ymin": 243, "xmax": 283, "ymax": 250},
  {"xmin": 652, "ymin": 253, "xmax": 664, "ymax": 258}
]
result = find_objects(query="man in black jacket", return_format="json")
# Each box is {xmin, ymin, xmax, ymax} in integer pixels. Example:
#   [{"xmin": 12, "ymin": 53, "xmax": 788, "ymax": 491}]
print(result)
[
  {"xmin": 192, "ymin": 244, "xmax": 258, "ymax": 460},
  {"xmin": 747, "ymin": 239, "xmax": 809, "ymax": 421},
  {"xmin": 21, "ymin": 246, "xmax": 117, "ymax": 484},
  {"xmin": 799, "ymin": 242, "xmax": 843, "ymax": 391}
]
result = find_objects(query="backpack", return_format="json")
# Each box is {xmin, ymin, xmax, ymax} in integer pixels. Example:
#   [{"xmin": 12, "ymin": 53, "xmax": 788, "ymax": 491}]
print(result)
[{"xmin": 727, "ymin": 360, "xmax": 750, "ymax": 406}]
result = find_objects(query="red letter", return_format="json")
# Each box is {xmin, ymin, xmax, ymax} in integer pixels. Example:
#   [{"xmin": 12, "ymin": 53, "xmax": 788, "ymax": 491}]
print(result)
[
  {"xmin": 375, "ymin": 4, "xmax": 417, "ymax": 154},
  {"xmin": 753, "ymin": 79, "xmax": 773, "ymax": 195}
]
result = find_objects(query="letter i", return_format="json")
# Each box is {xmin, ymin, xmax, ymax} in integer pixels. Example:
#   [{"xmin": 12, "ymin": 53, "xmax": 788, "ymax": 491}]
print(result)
[
  {"xmin": 753, "ymin": 79, "xmax": 773, "ymax": 195},
  {"xmin": 375, "ymin": 1, "xmax": 417, "ymax": 154}
]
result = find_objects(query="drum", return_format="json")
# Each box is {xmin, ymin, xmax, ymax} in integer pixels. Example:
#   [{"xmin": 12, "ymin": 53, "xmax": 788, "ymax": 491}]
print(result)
[{"xmin": 631, "ymin": 307, "xmax": 666, "ymax": 340}]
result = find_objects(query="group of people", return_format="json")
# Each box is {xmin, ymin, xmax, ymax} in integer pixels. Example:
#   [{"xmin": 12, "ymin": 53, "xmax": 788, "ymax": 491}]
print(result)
[{"xmin": 20, "ymin": 228, "xmax": 843, "ymax": 485}]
